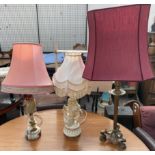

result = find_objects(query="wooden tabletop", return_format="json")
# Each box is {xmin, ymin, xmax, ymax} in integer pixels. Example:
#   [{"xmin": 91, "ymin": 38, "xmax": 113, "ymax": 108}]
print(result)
[{"xmin": 0, "ymin": 109, "xmax": 149, "ymax": 151}]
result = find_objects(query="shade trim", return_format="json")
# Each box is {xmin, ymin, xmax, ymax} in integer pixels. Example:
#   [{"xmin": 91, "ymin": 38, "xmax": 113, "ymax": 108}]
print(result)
[
  {"xmin": 137, "ymin": 5, "xmax": 143, "ymax": 80},
  {"xmin": 92, "ymin": 11, "xmax": 97, "ymax": 80},
  {"xmin": 1, "ymin": 85, "xmax": 54, "ymax": 94},
  {"xmin": 82, "ymin": 76, "xmax": 155, "ymax": 82},
  {"xmin": 54, "ymin": 86, "xmax": 90, "ymax": 99},
  {"xmin": 88, "ymin": 4, "xmax": 149, "ymax": 13}
]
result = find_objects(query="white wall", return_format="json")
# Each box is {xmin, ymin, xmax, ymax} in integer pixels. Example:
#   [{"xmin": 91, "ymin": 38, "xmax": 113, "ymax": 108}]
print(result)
[
  {"xmin": 88, "ymin": 4, "xmax": 155, "ymax": 32},
  {"xmin": 0, "ymin": 4, "xmax": 87, "ymax": 51},
  {"xmin": 0, "ymin": 4, "xmax": 38, "ymax": 51},
  {"xmin": 148, "ymin": 5, "xmax": 155, "ymax": 32}
]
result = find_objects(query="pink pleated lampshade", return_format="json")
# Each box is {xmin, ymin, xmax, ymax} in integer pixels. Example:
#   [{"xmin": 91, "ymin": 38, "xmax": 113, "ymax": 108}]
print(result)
[
  {"xmin": 83, "ymin": 4, "xmax": 154, "ymax": 81},
  {"xmin": 1, "ymin": 43, "xmax": 53, "ymax": 94}
]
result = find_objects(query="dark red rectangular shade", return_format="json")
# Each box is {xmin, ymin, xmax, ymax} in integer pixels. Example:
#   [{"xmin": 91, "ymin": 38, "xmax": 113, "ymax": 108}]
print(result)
[{"xmin": 83, "ymin": 4, "xmax": 154, "ymax": 81}]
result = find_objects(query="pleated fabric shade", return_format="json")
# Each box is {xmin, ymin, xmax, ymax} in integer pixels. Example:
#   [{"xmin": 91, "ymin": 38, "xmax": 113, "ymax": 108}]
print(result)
[
  {"xmin": 1, "ymin": 43, "xmax": 53, "ymax": 94},
  {"xmin": 83, "ymin": 4, "xmax": 154, "ymax": 81}
]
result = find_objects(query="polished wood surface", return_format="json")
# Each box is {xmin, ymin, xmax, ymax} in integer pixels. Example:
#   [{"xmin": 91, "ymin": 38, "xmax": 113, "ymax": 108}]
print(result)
[{"xmin": 0, "ymin": 109, "xmax": 149, "ymax": 151}]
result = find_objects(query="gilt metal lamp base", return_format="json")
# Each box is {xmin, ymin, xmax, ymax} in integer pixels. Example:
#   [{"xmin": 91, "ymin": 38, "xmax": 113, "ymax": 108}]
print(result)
[
  {"xmin": 100, "ymin": 125, "xmax": 126, "ymax": 150},
  {"xmin": 26, "ymin": 126, "xmax": 41, "ymax": 140},
  {"xmin": 99, "ymin": 81, "xmax": 126, "ymax": 150}
]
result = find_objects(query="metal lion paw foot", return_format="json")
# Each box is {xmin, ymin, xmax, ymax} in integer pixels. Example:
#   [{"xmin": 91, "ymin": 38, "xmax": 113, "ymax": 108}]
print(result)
[{"xmin": 99, "ymin": 126, "xmax": 126, "ymax": 150}]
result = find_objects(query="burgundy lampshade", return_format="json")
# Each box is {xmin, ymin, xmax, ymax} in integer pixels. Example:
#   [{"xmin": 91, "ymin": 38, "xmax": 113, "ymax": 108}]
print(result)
[
  {"xmin": 1, "ymin": 43, "xmax": 53, "ymax": 94},
  {"xmin": 83, "ymin": 4, "xmax": 154, "ymax": 81}
]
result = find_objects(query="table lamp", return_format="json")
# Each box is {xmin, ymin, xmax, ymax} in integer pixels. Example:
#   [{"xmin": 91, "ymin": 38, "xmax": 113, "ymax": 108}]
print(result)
[
  {"xmin": 53, "ymin": 50, "xmax": 89, "ymax": 137},
  {"xmin": 1, "ymin": 43, "xmax": 53, "ymax": 140},
  {"xmin": 83, "ymin": 4, "xmax": 154, "ymax": 150}
]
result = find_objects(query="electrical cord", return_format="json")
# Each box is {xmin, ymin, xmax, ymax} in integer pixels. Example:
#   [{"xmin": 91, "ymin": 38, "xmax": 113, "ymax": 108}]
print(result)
[
  {"xmin": 33, "ymin": 113, "xmax": 43, "ymax": 127},
  {"xmin": 30, "ymin": 108, "xmax": 87, "ymax": 129}
]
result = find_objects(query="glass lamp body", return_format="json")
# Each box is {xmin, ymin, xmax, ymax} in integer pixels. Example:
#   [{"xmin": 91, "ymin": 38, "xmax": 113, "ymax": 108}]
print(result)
[{"xmin": 53, "ymin": 51, "xmax": 88, "ymax": 137}]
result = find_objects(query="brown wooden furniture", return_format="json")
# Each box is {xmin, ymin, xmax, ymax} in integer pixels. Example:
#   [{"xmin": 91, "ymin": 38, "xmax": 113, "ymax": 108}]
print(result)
[
  {"xmin": 0, "ymin": 59, "xmax": 11, "ymax": 67},
  {"xmin": 0, "ymin": 96, "xmax": 23, "ymax": 125},
  {"xmin": 126, "ymin": 100, "xmax": 143, "ymax": 128},
  {"xmin": 124, "ymin": 100, "xmax": 143, "ymax": 128},
  {"xmin": 0, "ymin": 97, "xmax": 23, "ymax": 116},
  {"xmin": 138, "ymin": 32, "xmax": 155, "ymax": 105},
  {"xmin": 138, "ymin": 79, "xmax": 155, "ymax": 105},
  {"xmin": 0, "ymin": 109, "xmax": 148, "ymax": 151},
  {"xmin": 0, "ymin": 50, "xmax": 12, "ymax": 67},
  {"xmin": 35, "ymin": 94, "xmax": 67, "ymax": 111},
  {"xmin": 121, "ymin": 82, "xmax": 138, "ymax": 100},
  {"xmin": 128, "ymin": 100, "xmax": 155, "ymax": 150},
  {"xmin": 0, "ymin": 49, "xmax": 12, "ymax": 58}
]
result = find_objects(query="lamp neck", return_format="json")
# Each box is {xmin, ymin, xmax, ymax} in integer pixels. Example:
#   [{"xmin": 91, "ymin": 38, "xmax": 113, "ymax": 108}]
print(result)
[
  {"xmin": 24, "ymin": 94, "xmax": 33, "ymax": 100},
  {"xmin": 114, "ymin": 81, "xmax": 121, "ymax": 95},
  {"xmin": 24, "ymin": 94, "xmax": 36, "ymax": 115}
]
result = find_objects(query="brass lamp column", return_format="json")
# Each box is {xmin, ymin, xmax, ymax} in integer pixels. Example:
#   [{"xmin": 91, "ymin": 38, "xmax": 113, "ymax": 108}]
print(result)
[
  {"xmin": 24, "ymin": 95, "xmax": 41, "ymax": 140},
  {"xmin": 100, "ymin": 81, "xmax": 126, "ymax": 150}
]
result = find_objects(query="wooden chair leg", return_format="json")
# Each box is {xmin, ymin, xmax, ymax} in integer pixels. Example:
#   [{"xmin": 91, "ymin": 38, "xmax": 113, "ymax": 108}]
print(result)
[
  {"xmin": 92, "ymin": 95, "xmax": 96, "ymax": 112},
  {"xmin": 86, "ymin": 95, "xmax": 90, "ymax": 102},
  {"xmin": 9, "ymin": 94, "xmax": 15, "ymax": 103},
  {"xmin": 95, "ymin": 95, "xmax": 99, "ymax": 113}
]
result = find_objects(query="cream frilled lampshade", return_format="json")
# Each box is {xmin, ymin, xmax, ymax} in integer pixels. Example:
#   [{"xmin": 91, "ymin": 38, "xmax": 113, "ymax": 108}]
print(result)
[
  {"xmin": 53, "ymin": 50, "xmax": 89, "ymax": 99},
  {"xmin": 53, "ymin": 50, "xmax": 89, "ymax": 138}
]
